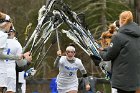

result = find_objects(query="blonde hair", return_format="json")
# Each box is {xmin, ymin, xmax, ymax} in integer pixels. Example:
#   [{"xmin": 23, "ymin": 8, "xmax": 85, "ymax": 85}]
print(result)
[
  {"xmin": 119, "ymin": 11, "xmax": 133, "ymax": 26},
  {"xmin": 0, "ymin": 22, "xmax": 12, "ymax": 31},
  {"xmin": 108, "ymin": 24, "xmax": 116, "ymax": 33}
]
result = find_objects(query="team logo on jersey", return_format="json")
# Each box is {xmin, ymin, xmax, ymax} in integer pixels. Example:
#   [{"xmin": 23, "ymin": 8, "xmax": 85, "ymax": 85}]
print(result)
[
  {"xmin": 64, "ymin": 66, "xmax": 78, "ymax": 70},
  {"xmin": 110, "ymin": 43, "xmax": 113, "ymax": 47}
]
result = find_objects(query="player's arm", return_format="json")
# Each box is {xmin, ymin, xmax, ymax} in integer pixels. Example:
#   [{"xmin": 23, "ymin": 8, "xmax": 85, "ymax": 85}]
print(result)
[
  {"xmin": 0, "ymin": 48, "xmax": 21, "ymax": 60},
  {"xmin": 54, "ymin": 50, "xmax": 62, "ymax": 68}
]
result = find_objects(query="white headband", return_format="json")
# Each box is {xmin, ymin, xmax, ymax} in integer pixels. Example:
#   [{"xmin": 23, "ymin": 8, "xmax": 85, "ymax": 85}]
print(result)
[
  {"xmin": 66, "ymin": 46, "xmax": 75, "ymax": 51},
  {"xmin": 5, "ymin": 15, "xmax": 10, "ymax": 21}
]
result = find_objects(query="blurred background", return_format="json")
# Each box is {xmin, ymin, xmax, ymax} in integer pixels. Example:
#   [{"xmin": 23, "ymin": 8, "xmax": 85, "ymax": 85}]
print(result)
[{"xmin": 0, "ymin": 0, "xmax": 140, "ymax": 93}]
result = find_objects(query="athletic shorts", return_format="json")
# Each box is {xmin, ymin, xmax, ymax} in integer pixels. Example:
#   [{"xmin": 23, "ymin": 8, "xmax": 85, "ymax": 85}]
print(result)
[
  {"xmin": 6, "ymin": 77, "xmax": 16, "ymax": 92},
  {"xmin": 57, "ymin": 86, "xmax": 78, "ymax": 93},
  {"xmin": 0, "ymin": 73, "xmax": 7, "ymax": 87}
]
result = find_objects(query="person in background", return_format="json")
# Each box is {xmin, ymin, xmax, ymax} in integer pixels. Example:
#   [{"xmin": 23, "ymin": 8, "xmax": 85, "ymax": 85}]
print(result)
[
  {"xmin": 4, "ymin": 26, "xmax": 21, "ymax": 93},
  {"xmin": 99, "ymin": 11, "xmax": 140, "ymax": 93},
  {"xmin": 100, "ymin": 23, "xmax": 117, "ymax": 48},
  {"xmin": 4, "ymin": 25, "xmax": 30, "ymax": 93},
  {"xmin": 18, "ymin": 71, "xmax": 26, "ymax": 93},
  {"xmin": 99, "ymin": 23, "xmax": 118, "ymax": 80},
  {"xmin": 54, "ymin": 43, "xmax": 90, "ymax": 93}
]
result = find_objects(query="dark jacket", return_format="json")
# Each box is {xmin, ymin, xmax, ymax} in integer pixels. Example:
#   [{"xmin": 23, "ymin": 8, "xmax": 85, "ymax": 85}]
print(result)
[{"xmin": 100, "ymin": 22, "xmax": 140, "ymax": 91}]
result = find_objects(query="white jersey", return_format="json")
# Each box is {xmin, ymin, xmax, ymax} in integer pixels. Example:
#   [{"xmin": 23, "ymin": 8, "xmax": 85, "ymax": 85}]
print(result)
[
  {"xmin": 3, "ymin": 38, "xmax": 22, "ymax": 92},
  {"xmin": 19, "ymin": 71, "xmax": 26, "ymax": 93},
  {"xmin": 0, "ymin": 30, "xmax": 8, "ymax": 49},
  {"xmin": 0, "ymin": 30, "xmax": 8, "ymax": 73},
  {"xmin": 56, "ymin": 56, "xmax": 86, "ymax": 90},
  {"xmin": 0, "ymin": 30, "xmax": 8, "ymax": 87},
  {"xmin": 3, "ymin": 39, "xmax": 22, "ymax": 77}
]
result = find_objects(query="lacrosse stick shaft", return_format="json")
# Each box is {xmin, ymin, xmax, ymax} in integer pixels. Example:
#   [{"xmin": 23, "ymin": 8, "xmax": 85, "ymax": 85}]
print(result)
[{"xmin": 56, "ymin": 28, "xmax": 60, "ymax": 50}]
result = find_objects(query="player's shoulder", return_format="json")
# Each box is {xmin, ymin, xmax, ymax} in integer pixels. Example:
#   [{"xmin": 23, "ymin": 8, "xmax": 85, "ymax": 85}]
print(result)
[
  {"xmin": 8, "ymin": 39, "xmax": 22, "ymax": 47},
  {"xmin": 0, "ymin": 31, "xmax": 8, "ymax": 38},
  {"xmin": 75, "ymin": 58, "xmax": 82, "ymax": 63},
  {"xmin": 60, "ymin": 56, "xmax": 66, "ymax": 60}
]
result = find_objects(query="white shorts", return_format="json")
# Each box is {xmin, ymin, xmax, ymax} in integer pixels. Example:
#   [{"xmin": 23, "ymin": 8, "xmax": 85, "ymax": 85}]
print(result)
[
  {"xmin": 0, "ymin": 73, "xmax": 7, "ymax": 87},
  {"xmin": 6, "ymin": 77, "xmax": 16, "ymax": 92},
  {"xmin": 57, "ymin": 86, "xmax": 78, "ymax": 93},
  {"xmin": 21, "ymin": 81, "xmax": 26, "ymax": 93}
]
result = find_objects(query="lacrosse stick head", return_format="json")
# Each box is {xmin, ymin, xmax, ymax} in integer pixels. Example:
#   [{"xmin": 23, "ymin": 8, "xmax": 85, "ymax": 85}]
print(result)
[{"xmin": 24, "ymin": 68, "xmax": 37, "ymax": 79}]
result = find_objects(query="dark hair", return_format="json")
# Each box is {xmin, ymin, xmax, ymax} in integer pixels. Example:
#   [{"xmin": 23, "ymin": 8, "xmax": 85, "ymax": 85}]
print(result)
[
  {"xmin": 115, "ymin": 20, "xmax": 120, "ymax": 28},
  {"xmin": 69, "ymin": 43, "xmax": 76, "ymax": 48},
  {"xmin": 9, "ymin": 26, "xmax": 16, "ymax": 32}
]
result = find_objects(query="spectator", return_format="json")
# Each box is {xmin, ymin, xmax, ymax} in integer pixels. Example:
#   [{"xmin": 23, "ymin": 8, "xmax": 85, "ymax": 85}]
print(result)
[{"xmin": 99, "ymin": 11, "xmax": 140, "ymax": 93}]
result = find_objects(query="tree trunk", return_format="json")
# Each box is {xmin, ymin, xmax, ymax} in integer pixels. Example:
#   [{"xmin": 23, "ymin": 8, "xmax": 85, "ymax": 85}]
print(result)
[
  {"xmin": 101, "ymin": 0, "xmax": 107, "ymax": 32},
  {"xmin": 134, "ymin": 0, "xmax": 140, "ymax": 25},
  {"xmin": 42, "ymin": 46, "xmax": 47, "ymax": 93}
]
